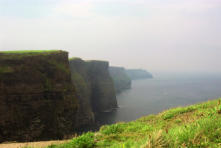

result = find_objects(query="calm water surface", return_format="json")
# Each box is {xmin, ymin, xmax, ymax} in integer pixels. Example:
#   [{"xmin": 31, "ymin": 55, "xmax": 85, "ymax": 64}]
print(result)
[{"xmin": 98, "ymin": 76, "xmax": 221, "ymax": 124}]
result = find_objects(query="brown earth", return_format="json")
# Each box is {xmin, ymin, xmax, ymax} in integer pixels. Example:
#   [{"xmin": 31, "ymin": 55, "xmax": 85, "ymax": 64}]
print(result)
[{"xmin": 0, "ymin": 140, "xmax": 68, "ymax": 148}]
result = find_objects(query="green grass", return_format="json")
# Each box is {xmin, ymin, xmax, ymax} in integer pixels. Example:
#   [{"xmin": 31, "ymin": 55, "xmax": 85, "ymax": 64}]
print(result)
[
  {"xmin": 0, "ymin": 50, "xmax": 70, "ymax": 74},
  {"xmin": 0, "ymin": 50, "xmax": 65, "ymax": 59},
  {"xmin": 0, "ymin": 50, "xmax": 60, "ymax": 54},
  {"xmin": 69, "ymin": 57, "xmax": 83, "ymax": 61},
  {"xmin": 47, "ymin": 99, "xmax": 221, "ymax": 148}
]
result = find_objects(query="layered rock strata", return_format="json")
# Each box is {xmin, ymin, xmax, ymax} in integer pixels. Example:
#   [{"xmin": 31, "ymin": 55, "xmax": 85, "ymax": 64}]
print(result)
[{"xmin": 0, "ymin": 51, "xmax": 79, "ymax": 142}]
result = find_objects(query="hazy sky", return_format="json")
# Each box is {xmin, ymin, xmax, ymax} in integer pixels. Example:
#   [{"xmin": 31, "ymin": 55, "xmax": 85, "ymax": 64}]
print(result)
[{"xmin": 0, "ymin": 0, "xmax": 221, "ymax": 74}]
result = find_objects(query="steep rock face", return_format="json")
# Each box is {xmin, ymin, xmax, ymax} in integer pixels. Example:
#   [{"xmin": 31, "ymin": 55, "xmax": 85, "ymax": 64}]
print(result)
[
  {"xmin": 87, "ymin": 61, "xmax": 117, "ymax": 112},
  {"xmin": 126, "ymin": 69, "xmax": 153, "ymax": 80},
  {"xmin": 0, "ymin": 51, "xmax": 79, "ymax": 142},
  {"xmin": 109, "ymin": 66, "xmax": 131, "ymax": 93},
  {"xmin": 69, "ymin": 58, "xmax": 94, "ymax": 127},
  {"xmin": 69, "ymin": 58, "xmax": 117, "ymax": 125}
]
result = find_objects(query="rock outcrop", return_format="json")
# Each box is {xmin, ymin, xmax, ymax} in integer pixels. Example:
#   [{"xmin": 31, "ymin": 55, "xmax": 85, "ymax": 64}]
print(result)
[
  {"xmin": 109, "ymin": 66, "xmax": 131, "ymax": 93},
  {"xmin": 69, "ymin": 58, "xmax": 117, "ymax": 126},
  {"xmin": 0, "ymin": 51, "xmax": 79, "ymax": 142},
  {"xmin": 126, "ymin": 69, "xmax": 153, "ymax": 80}
]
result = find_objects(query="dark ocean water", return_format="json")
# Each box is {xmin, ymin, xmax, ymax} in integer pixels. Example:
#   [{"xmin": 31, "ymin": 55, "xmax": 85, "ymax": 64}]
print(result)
[{"xmin": 97, "ymin": 75, "xmax": 221, "ymax": 125}]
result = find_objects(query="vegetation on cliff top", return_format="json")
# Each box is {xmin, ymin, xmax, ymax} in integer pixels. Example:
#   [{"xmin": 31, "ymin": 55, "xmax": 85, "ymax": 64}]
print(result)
[
  {"xmin": 47, "ymin": 98, "xmax": 221, "ymax": 148},
  {"xmin": 0, "ymin": 50, "xmax": 69, "ymax": 74},
  {"xmin": 0, "ymin": 50, "xmax": 61, "ymax": 54},
  {"xmin": 69, "ymin": 57, "xmax": 83, "ymax": 61},
  {"xmin": 0, "ymin": 50, "xmax": 65, "ymax": 59},
  {"xmin": 126, "ymin": 69, "xmax": 153, "ymax": 80}
]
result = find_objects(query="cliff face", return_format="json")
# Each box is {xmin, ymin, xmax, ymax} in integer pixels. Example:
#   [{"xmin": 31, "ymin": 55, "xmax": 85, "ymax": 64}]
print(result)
[
  {"xmin": 69, "ymin": 58, "xmax": 117, "ymax": 125},
  {"xmin": 109, "ymin": 66, "xmax": 131, "ymax": 93},
  {"xmin": 0, "ymin": 51, "xmax": 79, "ymax": 142},
  {"xmin": 87, "ymin": 61, "xmax": 117, "ymax": 112},
  {"xmin": 69, "ymin": 58, "xmax": 94, "ymax": 127},
  {"xmin": 126, "ymin": 69, "xmax": 153, "ymax": 80}
]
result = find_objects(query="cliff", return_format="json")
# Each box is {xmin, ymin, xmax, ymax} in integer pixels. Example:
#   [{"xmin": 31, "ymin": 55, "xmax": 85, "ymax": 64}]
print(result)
[
  {"xmin": 51, "ymin": 98, "xmax": 221, "ymax": 148},
  {"xmin": 86, "ymin": 60, "xmax": 117, "ymax": 112},
  {"xmin": 69, "ymin": 58, "xmax": 94, "ymax": 127},
  {"xmin": 126, "ymin": 69, "xmax": 153, "ymax": 80},
  {"xmin": 109, "ymin": 66, "xmax": 131, "ymax": 93},
  {"xmin": 0, "ymin": 50, "xmax": 79, "ymax": 142},
  {"xmin": 69, "ymin": 58, "xmax": 117, "ymax": 125}
]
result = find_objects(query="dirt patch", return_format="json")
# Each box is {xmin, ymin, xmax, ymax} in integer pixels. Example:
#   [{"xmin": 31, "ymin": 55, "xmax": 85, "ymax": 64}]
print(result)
[{"xmin": 0, "ymin": 140, "xmax": 68, "ymax": 148}]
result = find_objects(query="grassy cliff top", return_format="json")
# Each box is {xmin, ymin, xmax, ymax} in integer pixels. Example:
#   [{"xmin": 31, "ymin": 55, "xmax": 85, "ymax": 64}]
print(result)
[
  {"xmin": 0, "ymin": 50, "xmax": 65, "ymax": 55},
  {"xmin": 69, "ymin": 57, "xmax": 83, "ymax": 61},
  {"xmin": 0, "ymin": 50, "xmax": 67, "ymax": 59},
  {"xmin": 49, "ymin": 98, "xmax": 221, "ymax": 148},
  {"xmin": 69, "ymin": 58, "xmax": 109, "ymax": 66},
  {"xmin": 69, "ymin": 57, "xmax": 108, "ymax": 64},
  {"xmin": 86, "ymin": 60, "xmax": 108, "ymax": 63}
]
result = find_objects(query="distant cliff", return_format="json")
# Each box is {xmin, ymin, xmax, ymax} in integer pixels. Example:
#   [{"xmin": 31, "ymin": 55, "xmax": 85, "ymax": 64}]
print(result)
[
  {"xmin": 126, "ymin": 69, "xmax": 153, "ymax": 80},
  {"xmin": 69, "ymin": 58, "xmax": 95, "ymax": 128},
  {"xmin": 69, "ymin": 58, "xmax": 117, "ymax": 126},
  {"xmin": 86, "ymin": 60, "xmax": 118, "ymax": 112},
  {"xmin": 109, "ymin": 66, "xmax": 131, "ymax": 93},
  {"xmin": 0, "ymin": 50, "xmax": 79, "ymax": 142}
]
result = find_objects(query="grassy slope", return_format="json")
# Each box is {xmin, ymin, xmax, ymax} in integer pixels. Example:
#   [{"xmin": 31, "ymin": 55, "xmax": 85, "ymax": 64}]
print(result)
[{"xmin": 47, "ymin": 98, "xmax": 221, "ymax": 148}]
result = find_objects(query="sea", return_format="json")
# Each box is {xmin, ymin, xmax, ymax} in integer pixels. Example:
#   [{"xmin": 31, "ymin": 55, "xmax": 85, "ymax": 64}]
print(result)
[{"xmin": 97, "ymin": 74, "xmax": 221, "ymax": 125}]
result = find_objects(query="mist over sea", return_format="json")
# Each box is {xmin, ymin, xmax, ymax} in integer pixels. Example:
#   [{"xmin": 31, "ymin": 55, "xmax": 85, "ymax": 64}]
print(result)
[{"xmin": 97, "ymin": 74, "xmax": 221, "ymax": 124}]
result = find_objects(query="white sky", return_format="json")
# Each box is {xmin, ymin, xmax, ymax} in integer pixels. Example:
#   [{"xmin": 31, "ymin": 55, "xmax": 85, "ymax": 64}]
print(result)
[{"xmin": 0, "ymin": 0, "xmax": 221, "ymax": 74}]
